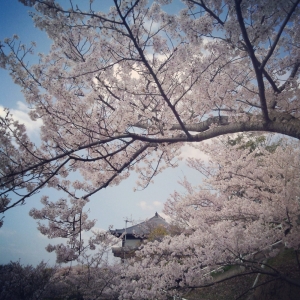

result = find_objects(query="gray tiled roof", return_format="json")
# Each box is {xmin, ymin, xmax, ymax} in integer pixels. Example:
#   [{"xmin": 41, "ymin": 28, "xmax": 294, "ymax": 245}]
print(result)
[{"xmin": 110, "ymin": 212, "xmax": 168, "ymax": 237}]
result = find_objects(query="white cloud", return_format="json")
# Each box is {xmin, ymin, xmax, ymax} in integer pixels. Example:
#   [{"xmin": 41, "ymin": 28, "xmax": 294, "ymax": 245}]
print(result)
[
  {"xmin": 180, "ymin": 144, "xmax": 209, "ymax": 161},
  {"xmin": 138, "ymin": 200, "xmax": 163, "ymax": 211},
  {"xmin": 138, "ymin": 200, "xmax": 153, "ymax": 211},
  {"xmin": 0, "ymin": 101, "xmax": 43, "ymax": 138},
  {"xmin": 143, "ymin": 19, "xmax": 160, "ymax": 34},
  {"xmin": 202, "ymin": 36, "xmax": 211, "ymax": 45}
]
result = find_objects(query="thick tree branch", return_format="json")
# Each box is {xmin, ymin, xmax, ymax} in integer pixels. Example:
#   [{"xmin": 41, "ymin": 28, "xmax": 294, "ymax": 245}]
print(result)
[
  {"xmin": 1, "ymin": 135, "xmax": 129, "ymax": 180},
  {"xmin": 234, "ymin": 0, "xmax": 269, "ymax": 122}
]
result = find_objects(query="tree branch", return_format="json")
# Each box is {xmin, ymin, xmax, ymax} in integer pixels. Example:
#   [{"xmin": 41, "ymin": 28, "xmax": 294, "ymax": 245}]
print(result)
[
  {"xmin": 260, "ymin": 0, "xmax": 300, "ymax": 70},
  {"xmin": 114, "ymin": 0, "xmax": 193, "ymax": 139},
  {"xmin": 234, "ymin": 0, "xmax": 269, "ymax": 122},
  {"xmin": 1, "ymin": 158, "xmax": 70, "ymax": 213},
  {"xmin": 82, "ymin": 143, "xmax": 152, "ymax": 199},
  {"xmin": 187, "ymin": 0, "xmax": 225, "ymax": 26}
]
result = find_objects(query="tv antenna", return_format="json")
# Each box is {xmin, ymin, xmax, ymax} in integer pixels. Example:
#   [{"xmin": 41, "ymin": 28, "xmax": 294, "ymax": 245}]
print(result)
[{"xmin": 123, "ymin": 216, "xmax": 133, "ymax": 261}]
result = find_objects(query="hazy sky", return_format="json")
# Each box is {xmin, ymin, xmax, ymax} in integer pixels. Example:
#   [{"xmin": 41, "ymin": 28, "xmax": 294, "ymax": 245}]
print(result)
[{"xmin": 0, "ymin": 0, "xmax": 204, "ymax": 266}]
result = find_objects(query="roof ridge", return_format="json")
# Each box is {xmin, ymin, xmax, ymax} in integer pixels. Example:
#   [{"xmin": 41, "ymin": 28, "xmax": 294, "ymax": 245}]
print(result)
[{"xmin": 110, "ymin": 213, "xmax": 168, "ymax": 236}]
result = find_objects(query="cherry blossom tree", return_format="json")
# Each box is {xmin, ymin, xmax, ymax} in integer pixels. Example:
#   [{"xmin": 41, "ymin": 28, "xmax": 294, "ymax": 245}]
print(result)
[
  {"xmin": 118, "ymin": 135, "xmax": 300, "ymax": 299},
  {"xmin": 28, "ymin": 192, "xmax": 124, "ymax": 265},
  {"xmin": 0, "ymin": 0, "xmax": 300, "ymax": 243},
  {"xmin": 1, "ymin": 2, "xmax": 300, "ymax": 295},
  {"xmin": 43, "ymin": 248, "xmax": 122, "ymax": 300}
]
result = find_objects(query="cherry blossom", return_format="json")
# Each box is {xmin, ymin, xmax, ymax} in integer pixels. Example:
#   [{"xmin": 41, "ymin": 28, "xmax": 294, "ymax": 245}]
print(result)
[
  {"xmin": 119, "ymin": 135, "xmax": 300, "ymax": 299},
  {"xmin": 0, "ymin": 1, "xmax": 299, "ymax": 279},
  {"xmin": 1, "ymin": 0, "xmax": 300, "ymax": 218}
]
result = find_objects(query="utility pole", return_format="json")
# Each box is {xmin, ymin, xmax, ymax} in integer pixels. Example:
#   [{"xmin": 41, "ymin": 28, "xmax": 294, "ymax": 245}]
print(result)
[{"xmin": 124, "ymin": 216, "xmax": 132, "ymax": 261}]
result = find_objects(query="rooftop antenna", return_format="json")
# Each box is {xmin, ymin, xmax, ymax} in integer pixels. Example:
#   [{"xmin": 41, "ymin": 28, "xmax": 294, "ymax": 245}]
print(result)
[{"xmin": 123, "ymin": 216, "xmax": 133, "ymax": 261}]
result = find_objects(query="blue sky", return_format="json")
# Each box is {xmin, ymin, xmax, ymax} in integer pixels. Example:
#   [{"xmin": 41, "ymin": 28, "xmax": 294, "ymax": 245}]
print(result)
[{"xmin": 0, "ymin": 0, "xmax": 203, "ymax": 266}]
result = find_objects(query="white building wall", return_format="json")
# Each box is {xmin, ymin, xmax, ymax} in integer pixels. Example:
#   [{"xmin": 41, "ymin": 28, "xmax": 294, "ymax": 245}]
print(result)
[{"xmin": 124, "ymin": 239, "xmax": 141, "ymax": 248}]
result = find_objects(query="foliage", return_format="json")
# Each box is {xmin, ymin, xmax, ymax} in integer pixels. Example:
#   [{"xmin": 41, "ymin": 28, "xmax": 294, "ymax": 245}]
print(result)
[
  {"xmin": 227, "ymin": 133, "xmax": 281, "ymax": 153},
  {"xmin": 0, "ymin": 260, "xmax": 121, "ymax": 300},
  {"xmin": 147, "ymin": 224, "xmax": 169, "ymax": 242},
  {"xmin": 0, "ymin": 261, "xmax": 55, "ymax": 300}
]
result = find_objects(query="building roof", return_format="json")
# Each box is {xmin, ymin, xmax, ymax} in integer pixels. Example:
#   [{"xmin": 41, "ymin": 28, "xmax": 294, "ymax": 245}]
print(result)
[{"xmin": 110, "ymin": 212, "xmax": 168, "ymax": 238}]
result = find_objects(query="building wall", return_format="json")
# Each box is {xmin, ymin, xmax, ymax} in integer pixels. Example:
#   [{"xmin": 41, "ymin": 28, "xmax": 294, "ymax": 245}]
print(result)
[{"xmin": 124, "ymin": 238, "xmax": 142, "ymax": 248}]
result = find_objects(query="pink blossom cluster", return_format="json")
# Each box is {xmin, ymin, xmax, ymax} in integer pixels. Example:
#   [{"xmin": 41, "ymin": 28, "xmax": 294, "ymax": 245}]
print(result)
[{"xmin": 119, "ymin": 136, "xmax": 300, "ymax": 299}]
